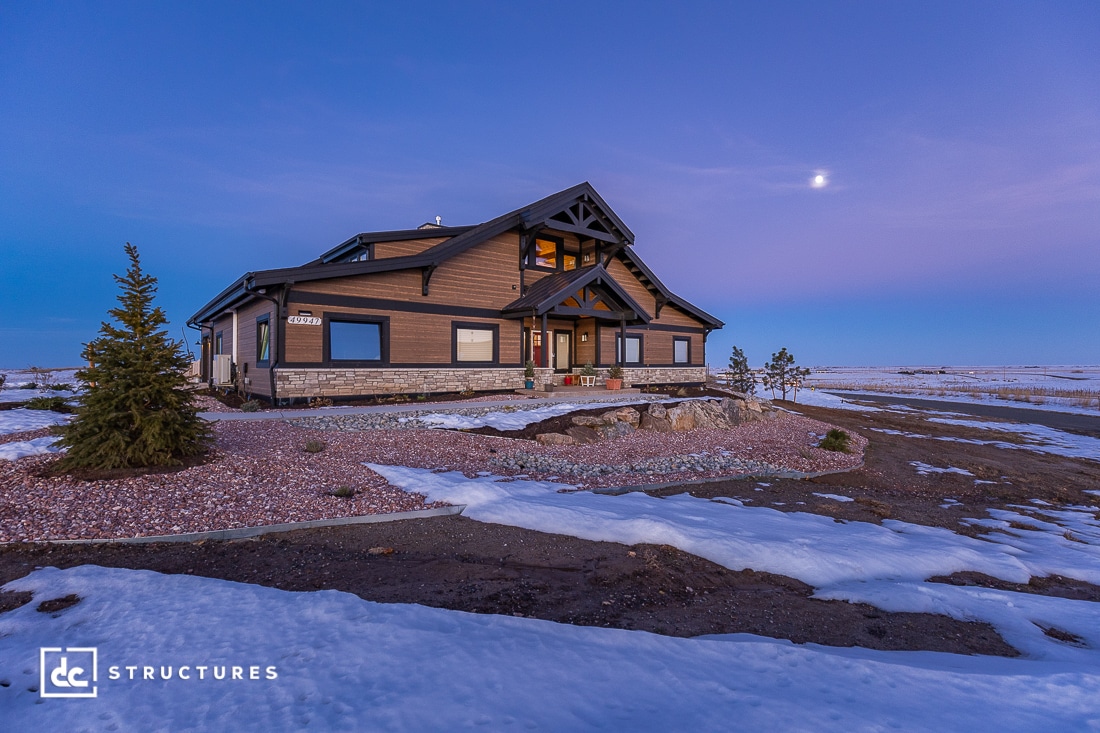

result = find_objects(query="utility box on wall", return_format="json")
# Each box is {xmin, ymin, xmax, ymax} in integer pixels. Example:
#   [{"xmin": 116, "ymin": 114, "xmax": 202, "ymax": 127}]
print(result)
[{"xmin": 212, "ymin": 354, "xmax": 233, "ymax": 386}]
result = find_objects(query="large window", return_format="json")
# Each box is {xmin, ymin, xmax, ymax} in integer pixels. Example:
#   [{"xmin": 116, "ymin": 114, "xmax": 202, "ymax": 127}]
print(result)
[
  {"xmin": 453, "ymin": 322, "xmax": 499, "ymax": 363},
  {"xmin": 615, "ymin": 335, "xmax": 642, "ymax": 365},
  {"xmin": 527, "ymin": 235, "xmax": 581, "ymax": 272},
  {"xmin": 674, "ymin": 337, "xmax": 690, "ymax": 364},
  {"xmin": 215, "ymin": 331, "xmax": 224, "ymax": 355},
  {"xmin": 256, "ymin": 317, "xmax": 271, "ymax": 366},
  {"xmin": 330, "ymin": 320, "xmax": 382, "ymax": 361}
]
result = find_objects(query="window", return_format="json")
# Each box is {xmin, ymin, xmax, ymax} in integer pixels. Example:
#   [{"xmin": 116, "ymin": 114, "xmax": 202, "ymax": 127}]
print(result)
[
  {"xmin": 533, "ymin": 237, "xmax": 558, "ymax": 269},
  {"xmin": 215, "ymin": 331, "xmax": 223, "ymax": 355},
  {"xmin": 674, "ymin": 337, "xmax": 690, "ymax": 364},
  {"xmin": 615, "ymin": 335, "xmax": 642, "ymax": 364},
  {"xmin": 453, "ymin": 322, "xmax": 499, "ymax": 363},
  {"xmin": 341, "ymin": 244, "xmax": 372, "ymax": 263},
  {"xmin": 256, "ymin": 317, "xmax": 271, "ymax": 366},
  {"xmin": 528, "ymin": 234, "xmax": 582, "ymax": 272},
  {"xmin": 330, "ymin": 320, "xmax": 382, "ymax": 361}
]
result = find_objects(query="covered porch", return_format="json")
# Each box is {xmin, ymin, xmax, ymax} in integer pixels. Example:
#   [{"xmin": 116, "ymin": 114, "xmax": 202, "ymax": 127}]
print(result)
[{"xmin": 502, "ymin": 264, "xmax": 650, "ymax": 373}]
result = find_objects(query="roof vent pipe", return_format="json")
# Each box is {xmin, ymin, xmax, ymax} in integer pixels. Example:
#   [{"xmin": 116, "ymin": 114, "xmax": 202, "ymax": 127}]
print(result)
[{"xmin": 435, "ymin": 216, "xmax": 442, "ymax": 226}]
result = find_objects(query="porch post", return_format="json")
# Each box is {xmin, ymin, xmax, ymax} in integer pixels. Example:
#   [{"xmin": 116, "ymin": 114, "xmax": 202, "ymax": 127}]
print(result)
[{"xmin": 541, "ymin": 313, "xmax": 549, "ymax": 369}]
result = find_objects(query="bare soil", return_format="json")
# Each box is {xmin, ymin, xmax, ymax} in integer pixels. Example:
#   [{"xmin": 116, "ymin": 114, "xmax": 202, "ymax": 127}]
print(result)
[{"xmin": 2, "ymin": 397, "xmax": 1097, "ymax": 658}]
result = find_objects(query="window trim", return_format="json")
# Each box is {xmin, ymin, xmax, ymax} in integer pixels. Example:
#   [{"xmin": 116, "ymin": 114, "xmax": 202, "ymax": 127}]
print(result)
[
  {"xmin": 526, "ymin": 234, "xmax": 567, "ymax": 273},
  {"xmin": 673, "ymin": 336, "xmax": 691, "ymax": 364},
  {"xmin": 615, "ymin": 334, "xmax": 644, "ymax": 365},
  {"xmin": 256, "ymin": 316, "xmax": 271, "ymax": 367},
  {"xmin": 323, "ymin": 313, "xmax": 390, "ymax": 366},
  {"xmin": 452, "ymin": 321, "xmax": 500, "ymax": 365}
]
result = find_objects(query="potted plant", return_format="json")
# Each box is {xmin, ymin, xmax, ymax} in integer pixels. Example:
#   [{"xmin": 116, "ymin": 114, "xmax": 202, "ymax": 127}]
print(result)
[
  {"xmin": 524, "ymin": 360, "xmax": 536, "ymax": 390},
  {"xmin": 580, "ymin": 362, "xmax": 597, "ymax": 387},
  {"xmin": 606, "ymin": 364, "xmax": 623, "ymax": 390}
]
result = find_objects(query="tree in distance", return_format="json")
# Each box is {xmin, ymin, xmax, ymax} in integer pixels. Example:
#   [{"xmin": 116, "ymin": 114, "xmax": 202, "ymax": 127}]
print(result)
[
  {"xmin": 55, "ymin": 243, "xmax": 210, "ymax": 471},
  {"xmin": 762, "ymin": 347, "xmax": 810, "ymax": 402},
  {"xmin": 726, "ymin": 346, "xmax": 756, "ymax": 395}
]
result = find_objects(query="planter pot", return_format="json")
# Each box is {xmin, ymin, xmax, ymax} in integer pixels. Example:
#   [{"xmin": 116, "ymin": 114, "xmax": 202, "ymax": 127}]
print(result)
[
  {"xmin": 524, "ymin": 379, "xmax": 535, "ymax": 389},
  {"xmin": 605, "ymin": 378, "xmax": 623, "ymax": 390},
  {"xmin": 542, "ymin": 383, "xmax": 555, "ymax": 392},
  {"xmin": 580, "ymin": 375, "xmax": 596, "ymax": 387},
  {"xmin": 563, "ymin": 375, "xmax": 575, "ymax": 386}
]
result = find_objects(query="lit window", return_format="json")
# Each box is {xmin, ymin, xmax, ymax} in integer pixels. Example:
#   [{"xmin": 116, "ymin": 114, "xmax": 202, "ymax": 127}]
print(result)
[
  {"xmin": 330, "ymin": 321, "xmax": 382, "ymax": 361},
  {"xmin": 674, "ymin": 337, "xmax": 689, "ymax": 364},
  {"xmin": 562, "ymin": 252, "xmax": 578, "ymax": 271},
  {"xmin": 534, "ymin": 238, "xmax": 557, "ymax": 269},
  {"xmin": 456, "ymin": 327, "xmax": 495, "ymax": 362},
  {"xmin": 615, "ymin": 335, "xmax": 641, "ymax": 364}
]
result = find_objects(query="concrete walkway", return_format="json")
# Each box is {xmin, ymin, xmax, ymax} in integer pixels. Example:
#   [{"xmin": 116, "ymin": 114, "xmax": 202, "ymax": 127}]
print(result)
[{"xmin": 200, "ymin": 392, "xmax": 667, "ymax": 422}]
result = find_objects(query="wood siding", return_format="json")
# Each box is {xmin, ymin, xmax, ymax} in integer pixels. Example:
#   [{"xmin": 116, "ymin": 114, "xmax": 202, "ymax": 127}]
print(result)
[{"xmin": 373, "ymin": 236, "xmax": 449, "ymax": 259}]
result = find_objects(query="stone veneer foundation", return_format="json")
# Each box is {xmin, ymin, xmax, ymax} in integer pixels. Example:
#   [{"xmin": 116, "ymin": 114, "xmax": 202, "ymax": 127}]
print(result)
[{"xmin": 274, "ymin": 366, "xmax": 707, "ymax": 399}]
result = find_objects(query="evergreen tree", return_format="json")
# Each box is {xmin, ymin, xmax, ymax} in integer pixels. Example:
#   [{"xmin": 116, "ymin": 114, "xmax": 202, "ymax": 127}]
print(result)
[
  {"xmin": 762, "ymin": 347, "xmax": 811, "ymax": 402},
  {"xmin": 726, "ymin": 346, "xmax": 756, "ymax": 395},
  {"xmin": 56, "ymin": 244, "xmax": 210, "ymax": 470}
]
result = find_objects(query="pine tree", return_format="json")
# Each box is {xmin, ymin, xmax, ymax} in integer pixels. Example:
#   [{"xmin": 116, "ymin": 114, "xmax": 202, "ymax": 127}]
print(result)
[
  {"xmin": 726, "ymin": 346, "xmax": 756, "ymax": 395},
  {"xmin": 762, "ymin": 347, "xmax": 811, "ymax": 402},
  {"xmin": 55, "ymin": 244, "xmax": 210, "ymax": 470}
]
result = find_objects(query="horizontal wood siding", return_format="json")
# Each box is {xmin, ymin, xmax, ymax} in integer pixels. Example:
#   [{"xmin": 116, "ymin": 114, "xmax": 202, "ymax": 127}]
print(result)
[
  {"xmin": 237, "ymin": 300, "xmax": 274, "ymax": 397},
  {"xmin": 575, "ymin": 318, "xmax": 596, "ymax": 365},
  {"xmin": 606, "ymin": 257, "xmax": 656, "ymax": 319},
  {"xmin": 373, "ymin": 236, "xmax": 448, "ymax": 259},
  {"xmin": 283, "ymin": 298, "xmax": 522, "ymax": 366},
  {"xmin": 652, "ymin": 304, "xmax": 701, "ymax": 328}
]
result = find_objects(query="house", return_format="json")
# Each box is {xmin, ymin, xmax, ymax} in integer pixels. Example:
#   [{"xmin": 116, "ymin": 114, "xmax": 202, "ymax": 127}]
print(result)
[{"xmin": 187, "ymin": 182, "xmax": 723, "ymax": 403}]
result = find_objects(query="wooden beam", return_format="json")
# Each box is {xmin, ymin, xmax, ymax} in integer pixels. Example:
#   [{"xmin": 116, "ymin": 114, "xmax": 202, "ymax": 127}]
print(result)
[
  {"xmin": 540, "ymin": 313, "xmax": 548, "ymax": 368},
  {"xmin": 421, "ymin": 265, "xmax": 436, "ymax": 296}
]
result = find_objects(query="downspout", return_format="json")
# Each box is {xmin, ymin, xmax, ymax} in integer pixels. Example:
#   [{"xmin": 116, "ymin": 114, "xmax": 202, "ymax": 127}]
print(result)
[
  {"xmin": 185, "ymin": 321, "xmax": 205, "ymax": 381},
  {"xmin": 231, "ymin": 309, "xmax": 238, "ymax": 367}
]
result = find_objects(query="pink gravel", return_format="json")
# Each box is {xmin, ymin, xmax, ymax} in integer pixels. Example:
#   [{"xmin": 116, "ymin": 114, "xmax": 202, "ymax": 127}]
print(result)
[{"xmin": 0, "ymin": 413, "xmax": 863, "ymax": 542}]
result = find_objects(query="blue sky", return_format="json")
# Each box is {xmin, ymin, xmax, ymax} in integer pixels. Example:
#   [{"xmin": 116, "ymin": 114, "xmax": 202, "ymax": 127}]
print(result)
[{"xmin": 2, "ymin": 1, "xmax": 1098, "ymax": 368}]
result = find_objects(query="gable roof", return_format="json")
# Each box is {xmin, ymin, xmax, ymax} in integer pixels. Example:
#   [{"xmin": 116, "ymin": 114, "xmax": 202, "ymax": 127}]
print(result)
[
  {"xmin": 500, "ymin": 264, "xmax": 651, "ymax": 323},
  {"xmin": 188, "ymin": 182, "xmax": 721, "ymax": 329}
]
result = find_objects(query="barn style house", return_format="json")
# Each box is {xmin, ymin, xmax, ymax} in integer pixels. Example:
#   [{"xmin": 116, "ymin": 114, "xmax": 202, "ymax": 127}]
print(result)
[{"xmin": 188, "ymin": 183, "xmax": 723, "ymax": 402}]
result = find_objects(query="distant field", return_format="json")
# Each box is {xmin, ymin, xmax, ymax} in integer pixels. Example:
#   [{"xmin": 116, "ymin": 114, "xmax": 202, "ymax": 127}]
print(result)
[{"xmin": 802, "ymin": 365, "xmax": 1100, "ymax": 411}]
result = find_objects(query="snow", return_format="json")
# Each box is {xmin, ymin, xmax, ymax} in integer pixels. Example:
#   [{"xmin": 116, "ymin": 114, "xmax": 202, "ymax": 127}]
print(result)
[
  {"xmin": 0, "ymin": 408, "xmax": 71, "ymax": 435},
  {"xmin": 812, "ymin": 492, "xmax": 854, "ymax": 502},
  {"xmin": 3, "ymin": 566, "xmax": 1100, "ymax": 732},
  {"xmin": 0, "ymin": 368, "xmax": 80, "ymax": 404},
  {"xmin": 785, "ymin": 388, "xmax": 882, "ymax": 412},
  {"xmin": 407, "ymin": 399, "xmax": 656, "ymax": 430},
  {"xmin": 804, "ymin": 365, "xmax": 1100, "ymax": 416},
  {"xmin": 0, "ymin": 436, "xmax": 64, "ymax": 461},
  {"xmin": 910, "ymin": 461, "xmax": 974, "ymax": 477},
  {"xmin": 371, "ymin": 465, "xmax": 1100, "ymax": 661},
  {"xmin": 928, "ymin": 417, "xmax": 1100, "ymax": 461}
]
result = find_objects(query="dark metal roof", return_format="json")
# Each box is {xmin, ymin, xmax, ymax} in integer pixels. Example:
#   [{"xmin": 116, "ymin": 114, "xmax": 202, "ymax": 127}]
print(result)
[
  {"xmin": 501, "ymin": 264, "xmax": 650, "ymax": 322},
  {"xmin": 312, "ymin": 226, "xmax": 476, "ymax": 265}
]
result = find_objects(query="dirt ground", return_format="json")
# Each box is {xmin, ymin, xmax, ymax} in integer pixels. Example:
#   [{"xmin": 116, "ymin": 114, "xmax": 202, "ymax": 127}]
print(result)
[{"xmin": 2, "ymin": 398, "xmax": 1098, "ymax": 658}]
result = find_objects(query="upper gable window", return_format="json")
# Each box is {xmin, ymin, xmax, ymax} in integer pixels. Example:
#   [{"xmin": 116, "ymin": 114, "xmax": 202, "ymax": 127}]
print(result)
[
  {"xmin": 340, "ymin": 244, "xmax": 373, "ymax": 263},
  {"xmin": 532, "ymin": 237, "xmax": 559, "ymax": 270},
  {"xmin": 528, "ymin": 234, "xmax": 582, "ymax": 272}
]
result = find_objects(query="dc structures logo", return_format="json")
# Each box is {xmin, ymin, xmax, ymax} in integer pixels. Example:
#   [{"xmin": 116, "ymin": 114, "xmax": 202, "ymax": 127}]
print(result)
[{"xmin": 40, "ymin": 647, "xmax": 98, "ymax": 698}]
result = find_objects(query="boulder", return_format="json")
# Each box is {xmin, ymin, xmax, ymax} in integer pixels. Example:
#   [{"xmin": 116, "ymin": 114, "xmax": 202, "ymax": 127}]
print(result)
[
  {"xmin": 535, "ymin": 432, "xmax": 575, "ymax": 446},
  {"xmin": 565, "ymin": 426, "xmax": 601, "ymax": 444},
  {"xmin": 601, "ymin": 407, "xmax": 641, "ymax": 428},
  {"xmin": 720, "ymin": 396, "xmax": 778, "ymax": 425},
  {"xmin": 665, "ymin": 404, "xmax": 695, "ymax": 431},
  {"xmin": 571, "ymin": 415, "xmax": 606, "ymax": 428},
  {"xmin": 595, "ymin": 420, "xmax": 635, "ymax": 440},
  {"xmin": 647, "ymin": 404, "xmax": 668, "ymax": 420},
  {"xmin": 639, "ymin": 411, "xmax": 673, "ymax": 432}
]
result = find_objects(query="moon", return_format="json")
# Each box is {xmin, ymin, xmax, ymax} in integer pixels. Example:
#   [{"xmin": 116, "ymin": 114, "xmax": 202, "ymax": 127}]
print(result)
[{"xmin": 811, "ymin": 172, "xmax": 828, "ymax": 189}]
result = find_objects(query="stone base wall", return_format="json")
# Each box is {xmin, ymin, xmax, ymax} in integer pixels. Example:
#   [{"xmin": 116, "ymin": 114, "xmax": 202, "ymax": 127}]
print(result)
[
  {"xmin": 611, "ymin": 367, "xmax": 708, "ymax": 387},
  {"xmin": 274, "ymin": 366, "xmax": 707, "ymax": 399}
]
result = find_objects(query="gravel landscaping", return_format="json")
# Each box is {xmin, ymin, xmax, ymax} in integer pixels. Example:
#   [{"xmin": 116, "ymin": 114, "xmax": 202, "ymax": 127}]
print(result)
[{"xmin": 0, "ymin": 405, "xmax": 863, "ymax": 542}]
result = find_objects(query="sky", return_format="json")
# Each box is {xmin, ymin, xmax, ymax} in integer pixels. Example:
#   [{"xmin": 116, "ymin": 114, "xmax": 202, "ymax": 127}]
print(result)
[{"xmin": 2, "ymin": 1, "xmax": 1098, "ymax": 369}]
